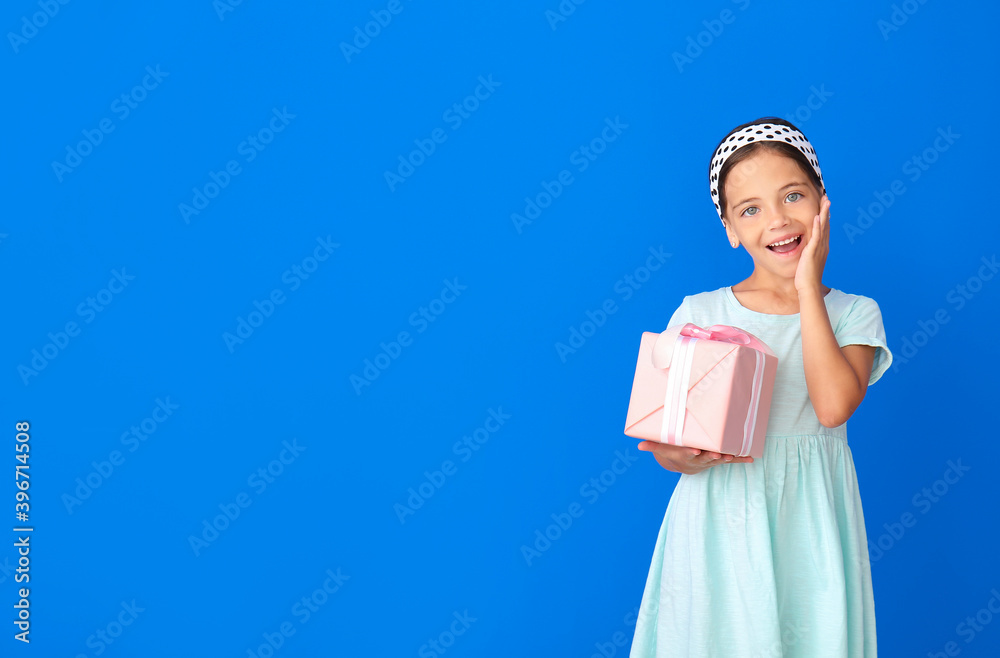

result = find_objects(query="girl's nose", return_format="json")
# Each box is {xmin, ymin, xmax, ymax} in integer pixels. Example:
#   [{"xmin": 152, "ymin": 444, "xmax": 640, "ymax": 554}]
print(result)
[{"xmin": 767, "ymin": 206, "xmax": 791, "ymax": 228}]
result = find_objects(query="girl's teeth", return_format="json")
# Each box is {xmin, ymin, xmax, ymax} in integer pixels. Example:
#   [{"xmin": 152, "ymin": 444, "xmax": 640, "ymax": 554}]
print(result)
[{"xmin": 768, "ymin": 236, "xmax": 801, "ymax": 254}]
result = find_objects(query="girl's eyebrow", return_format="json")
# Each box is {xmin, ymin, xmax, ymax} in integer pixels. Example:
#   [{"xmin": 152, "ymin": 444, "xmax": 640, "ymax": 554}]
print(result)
[{"xmin": 732, "ymin": 182, "xmax": 808, "ymax": 209}]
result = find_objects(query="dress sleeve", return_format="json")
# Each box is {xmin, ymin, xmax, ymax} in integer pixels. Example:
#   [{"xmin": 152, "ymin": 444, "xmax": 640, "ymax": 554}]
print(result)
[
  {"xmin": 834, "ymin": 296, "xmax": 893, "ymax": 385},
  {"xmin": 665, "ymin": 296, "xmax": 692, "ymax": 329}
]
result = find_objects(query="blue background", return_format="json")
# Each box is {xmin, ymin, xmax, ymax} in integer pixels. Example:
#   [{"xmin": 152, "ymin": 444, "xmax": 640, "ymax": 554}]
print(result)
[{"xmin": 3, "ymin": 0, "xmax": 999, "ymax": 655}]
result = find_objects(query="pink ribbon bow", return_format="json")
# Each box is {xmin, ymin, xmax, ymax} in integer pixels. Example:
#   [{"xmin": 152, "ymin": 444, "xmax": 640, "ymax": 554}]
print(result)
[
  {"xmin": 651, "ymin": 324, "xmax": 763, "ymax": 370},
  {"xmin": 679, "ymin": 324, "xmax": 752, "ymax": 346}
]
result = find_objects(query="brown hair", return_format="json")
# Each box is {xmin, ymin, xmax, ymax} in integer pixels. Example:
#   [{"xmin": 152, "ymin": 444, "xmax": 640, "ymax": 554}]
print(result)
[{"xmin": 711, "ymin": 117, "xmax": 825, "ymax": 221}]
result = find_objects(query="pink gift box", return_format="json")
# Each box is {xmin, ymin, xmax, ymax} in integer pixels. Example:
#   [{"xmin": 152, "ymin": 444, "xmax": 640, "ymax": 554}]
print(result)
[{"xmin": 623, "ymin": 324, "xmax": 777, "ymax": 459}]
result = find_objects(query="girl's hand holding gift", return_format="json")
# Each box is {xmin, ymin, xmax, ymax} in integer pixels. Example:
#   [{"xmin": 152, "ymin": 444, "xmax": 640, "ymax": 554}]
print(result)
[
  {"xmin": 794, "ymin": 194, "xmax": 831, "ymax": 295},
  {"xmin": 637, "ymin": 440, "xmax": 753, "ymax": 475}
]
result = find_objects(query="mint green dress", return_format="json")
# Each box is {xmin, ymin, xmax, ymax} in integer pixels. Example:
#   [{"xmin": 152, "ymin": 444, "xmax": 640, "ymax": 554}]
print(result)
[{"xmin": 630, "ymin": 287, "xmax": 892, "ymax": 658}]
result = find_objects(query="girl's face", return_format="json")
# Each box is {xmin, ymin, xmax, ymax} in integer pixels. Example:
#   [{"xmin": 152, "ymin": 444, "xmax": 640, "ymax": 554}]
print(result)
[{"xmin": 721, "ymin": 149, "xmax": 823, "ymax": 279}]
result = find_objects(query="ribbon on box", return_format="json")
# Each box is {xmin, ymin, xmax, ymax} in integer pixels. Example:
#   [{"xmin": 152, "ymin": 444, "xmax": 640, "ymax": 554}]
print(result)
[{"xmin": 652, "ymin": 324, "xmax": 765, "ymax": 457}]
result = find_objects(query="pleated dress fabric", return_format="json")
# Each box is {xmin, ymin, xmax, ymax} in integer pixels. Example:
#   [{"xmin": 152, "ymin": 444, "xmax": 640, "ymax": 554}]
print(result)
[{"xmin": 629, "ymin": 287, "xmax": 892, "ymax": 658}]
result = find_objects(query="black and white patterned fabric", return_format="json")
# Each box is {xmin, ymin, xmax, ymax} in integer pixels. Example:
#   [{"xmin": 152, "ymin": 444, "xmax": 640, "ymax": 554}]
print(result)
[{"xmin": 709, "ymin": 123, "xmax": 824, "ymax": 223}]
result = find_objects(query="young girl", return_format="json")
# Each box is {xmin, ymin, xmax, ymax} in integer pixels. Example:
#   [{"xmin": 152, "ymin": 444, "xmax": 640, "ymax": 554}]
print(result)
[{"xmin": 629, "ymin": 117, "xmax": 891, "ymax": 657}]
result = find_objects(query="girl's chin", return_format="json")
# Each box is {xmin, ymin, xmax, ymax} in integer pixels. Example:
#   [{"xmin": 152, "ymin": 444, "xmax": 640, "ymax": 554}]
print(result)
[{"xmin": 751, "ymin": 251, "xmax": 801, "ymax": 275}]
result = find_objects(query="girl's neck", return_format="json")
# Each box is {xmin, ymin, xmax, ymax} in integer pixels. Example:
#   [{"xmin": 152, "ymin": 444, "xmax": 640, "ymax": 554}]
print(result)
[{"xmin": 732, "ymin": 272, "xmax": 830, "ymax": 315}]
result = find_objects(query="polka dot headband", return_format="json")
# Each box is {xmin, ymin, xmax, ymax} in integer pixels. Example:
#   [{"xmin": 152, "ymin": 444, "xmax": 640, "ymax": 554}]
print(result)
[{"xmin": 709, "ymin": 122, "xmax": 825, "ymax": 224}]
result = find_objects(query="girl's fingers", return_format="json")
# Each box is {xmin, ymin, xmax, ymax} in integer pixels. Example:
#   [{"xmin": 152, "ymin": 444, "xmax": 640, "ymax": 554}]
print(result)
[
  {"xmin": 638, "ymin": 442, "xmax": 752, "ymax": 469},
  {"xmin": 817, "ymin": 202, "xmax": 830, "ymax": 250}
]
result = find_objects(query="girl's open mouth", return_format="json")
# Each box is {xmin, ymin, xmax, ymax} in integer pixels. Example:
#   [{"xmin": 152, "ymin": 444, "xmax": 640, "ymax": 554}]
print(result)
[{"xmin": 766, "ymin": 235, "xmax": 802, "ymax": 256}]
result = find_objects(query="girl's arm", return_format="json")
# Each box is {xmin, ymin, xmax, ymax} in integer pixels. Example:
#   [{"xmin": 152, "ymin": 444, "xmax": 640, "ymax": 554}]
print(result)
[
  {"xmin": 799, "ymin": 288, "xmax": 875, "ymax": 427},
  {"xmin": 796, "ymin": 196, "xmax": 876, "ymax": 428}
]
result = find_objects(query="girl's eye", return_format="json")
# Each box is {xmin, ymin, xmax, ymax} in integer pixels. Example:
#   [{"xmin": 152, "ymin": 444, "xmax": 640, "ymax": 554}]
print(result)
[
  {"xmin": 786, "ymin": 192, "xmax": 802, "ymax": 202},
  {"xmin": 741, "ymin": 207, "xmax": 759, "ymax": 217}
]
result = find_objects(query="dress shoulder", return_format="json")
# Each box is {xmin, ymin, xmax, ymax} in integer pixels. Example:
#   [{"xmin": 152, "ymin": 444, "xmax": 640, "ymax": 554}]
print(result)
[
  {"xmin": 665, "ymin": 288, "xmax": 728, "ymax": 328},
  {"xmin": 828, "ymin": 290, "xmax": 893, "ymax": 385}
]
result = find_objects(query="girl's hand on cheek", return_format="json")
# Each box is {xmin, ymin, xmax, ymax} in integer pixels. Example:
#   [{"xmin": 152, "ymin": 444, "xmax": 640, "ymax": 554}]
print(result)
[{"xmin": 795, "ymin": 194, "xmax": 831, "ymax": 294}]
